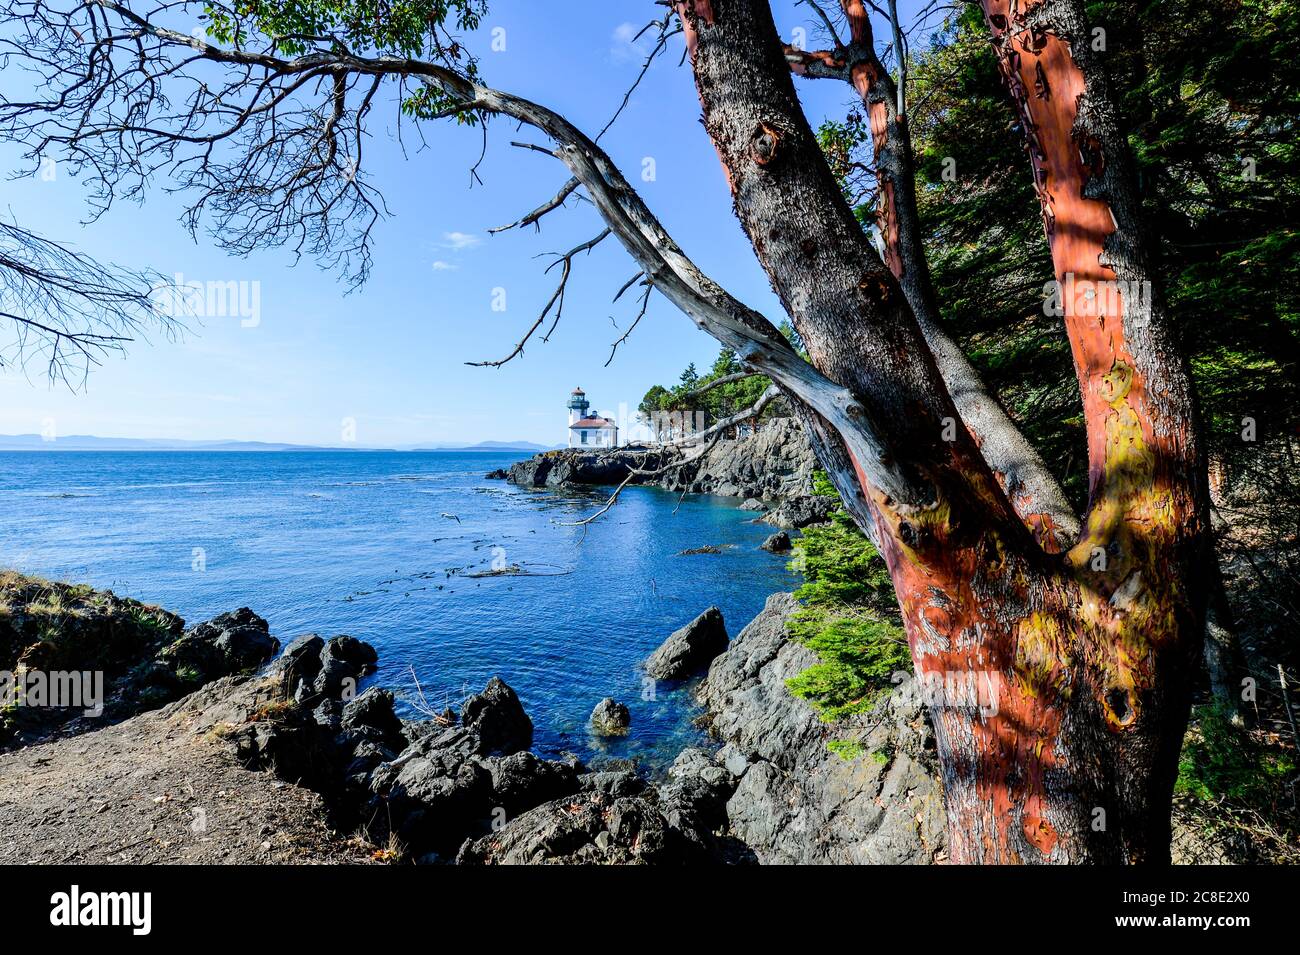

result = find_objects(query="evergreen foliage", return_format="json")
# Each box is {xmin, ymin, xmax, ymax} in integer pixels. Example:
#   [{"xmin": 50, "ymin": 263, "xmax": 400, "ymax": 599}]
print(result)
[{"xmin": 784, "ymin": 476, "xmax": 911, "ymax": 725}]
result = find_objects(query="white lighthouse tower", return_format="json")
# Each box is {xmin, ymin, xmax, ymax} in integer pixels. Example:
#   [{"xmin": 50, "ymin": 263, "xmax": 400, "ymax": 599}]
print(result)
[
  {"xmin": 567, "ymin": 387, "xmax": 619, "ymax": 448},
  {"xmin": 567, "ymin": 387, "xmax": 590, "ymax": 426}
]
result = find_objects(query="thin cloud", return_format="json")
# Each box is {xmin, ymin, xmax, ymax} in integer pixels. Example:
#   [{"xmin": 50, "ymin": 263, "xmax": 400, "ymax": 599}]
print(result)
[
  {"xmin": 441, "ymin": 231, "xmax": 482, "ymax": 251},
  {"xmin": 611, "ymin": 21, "xmax": 649, "ymax": 63},
  {"xmin": 432, "ymin": 260, "xmax": 458, "ymax": 272}
]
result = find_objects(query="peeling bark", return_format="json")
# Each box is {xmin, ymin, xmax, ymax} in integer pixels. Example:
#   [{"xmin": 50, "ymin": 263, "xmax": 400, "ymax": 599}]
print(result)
[
  {"xmin": 680, "ymin": 0, "xmax": 1211, "ymax": 863},
  {"xmin": 789, "ymin": 1, "xmax": 1081, "ymax": 553}
]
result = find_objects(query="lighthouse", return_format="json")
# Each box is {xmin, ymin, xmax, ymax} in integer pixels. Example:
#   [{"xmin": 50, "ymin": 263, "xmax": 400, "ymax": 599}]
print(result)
[
  {"xmin": 567, "ymin": 387, "xmax": 619, "ymax": 448},
  {"xmin": 567, "ymin": 387, "xmax": 590, "ymax": 425}
]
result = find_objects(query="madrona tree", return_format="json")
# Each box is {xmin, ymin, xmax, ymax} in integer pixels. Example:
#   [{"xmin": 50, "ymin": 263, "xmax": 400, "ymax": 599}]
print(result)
[{"xmin": 0, "ymin": 0, "xmax": 1215, "ymax": 862}]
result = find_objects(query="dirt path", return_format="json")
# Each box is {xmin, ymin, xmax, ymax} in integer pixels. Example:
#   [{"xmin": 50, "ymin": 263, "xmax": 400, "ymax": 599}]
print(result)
[{"xmin": 0, "ymin": 675, "xmax": 375, "ymax": 864}]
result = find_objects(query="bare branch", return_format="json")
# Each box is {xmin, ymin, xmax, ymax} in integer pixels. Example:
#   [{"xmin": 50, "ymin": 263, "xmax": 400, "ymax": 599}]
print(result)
[
  {"xmin": 798, "ymin": 0, "xmax": 846, "ymax": 47},
  {"xmin": 0, "ymin": 217, "xmax": 179, "ymax": 387},
  {"xmin": 596, "ymin": 15, "xmax": 682, "ymax": 142},
  {"xmin": 605, "ymin": 280, "xmax": 652, "ymax": 367},
  {"xmin": 466, "ymin": 228, "xmax": 611, "ymax": 368},
  {"xmin": 488, "ymin": 177, "xmax": 580, "ymax": 235}
]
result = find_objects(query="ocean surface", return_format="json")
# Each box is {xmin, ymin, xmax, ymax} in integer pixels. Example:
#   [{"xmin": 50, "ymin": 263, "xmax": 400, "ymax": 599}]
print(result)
[{"xmin": 0, "ymin": 451, "xmax": 796, "ymax": 772}]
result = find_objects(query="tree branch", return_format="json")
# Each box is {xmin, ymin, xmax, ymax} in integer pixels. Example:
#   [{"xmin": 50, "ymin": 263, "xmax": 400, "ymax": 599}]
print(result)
[
  {"xmin": 787, "ymin": 0, "xmax": 1080, "ymax": 549},
  {"xmin": 488, "ymin": 177, "xmax": 580, "ymax": 235},
  {"xmin": 467, "ymin": 228, "xmax": 611, "ymax": 367}
]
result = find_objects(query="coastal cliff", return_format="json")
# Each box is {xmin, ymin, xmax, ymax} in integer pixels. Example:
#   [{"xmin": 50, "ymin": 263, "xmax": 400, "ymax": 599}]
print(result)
[
  {"xmin": 500, "ymin": 417, "xmax": 836, "ymax": 528},
  {"xmin": 504, "ymin": 417, "xmax": 817, "ymax": 502}
]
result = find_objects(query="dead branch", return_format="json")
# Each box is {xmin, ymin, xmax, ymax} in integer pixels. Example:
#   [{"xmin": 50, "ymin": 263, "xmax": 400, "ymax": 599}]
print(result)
[
  {"xmin": 0, "ymin": 218, "xmax": 180, "ymax": 387},
  {"xmin": 466, "ymin": 228, "xmax": 611, "ymax": 368},
  {"xmin": 488, "ymin": 177, "xmax": 580, "ymax": 235},
  {"xmin": 605, "ymin": 280, "xmax": 652, "ymax": 367}
]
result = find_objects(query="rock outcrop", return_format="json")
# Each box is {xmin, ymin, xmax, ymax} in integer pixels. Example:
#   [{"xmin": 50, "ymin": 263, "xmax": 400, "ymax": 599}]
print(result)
[
  {"xmin": 0, "ymin": 572, "xmax": 281, "ymax": 750},
  {"xmin": 158, "ymin": 608, "xmax": 280, "ymax": 687},
  {"xmin": 696, "ymin": 592, "xmax": 947, "ymax": 864},
  {"xmin": 761, "ymin": 496, "xmax": 838, "ymax": 530},
  {"xmin": 644, "ymin": 606, "xmax": 729, "ymax": 681},
  {"xmin": 2, "ymin": 581, "xmax": 1239, "ymax": 865},
  {"xmin": 507, "ymin": 417, "xmax": 818, "ymax": 503}
]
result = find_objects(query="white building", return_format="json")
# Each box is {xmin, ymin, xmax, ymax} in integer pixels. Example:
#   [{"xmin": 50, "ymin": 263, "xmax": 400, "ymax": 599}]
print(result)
[{"xmin": 567, "ymin": 387, "xmax": 619, "ymax": 448}]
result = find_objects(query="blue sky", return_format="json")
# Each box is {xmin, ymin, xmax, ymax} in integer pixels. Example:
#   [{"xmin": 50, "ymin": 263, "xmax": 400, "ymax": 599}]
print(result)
[{"xmin": 0, "ymin": 0, "xmax": 936, "ymax": 447}]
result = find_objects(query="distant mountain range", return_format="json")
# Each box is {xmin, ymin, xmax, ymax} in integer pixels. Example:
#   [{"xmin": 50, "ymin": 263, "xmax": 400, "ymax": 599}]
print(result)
[{"xmin": 0, "ymin": 434, "xmax": 557, "ymax": 452}]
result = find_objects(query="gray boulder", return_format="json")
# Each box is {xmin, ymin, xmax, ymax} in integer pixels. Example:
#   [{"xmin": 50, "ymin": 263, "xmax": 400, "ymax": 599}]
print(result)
[
  {"xmin": 590, "ymin": 697, "xmax": 631, "ymax": 736},
  {"xmin": 481, "ymin": 750, "xmax": 581, "ymax": 815},
  {"xmin": 341, "ymin": 686, "xmax": 403, "ymax": 738},
  {"xmin": 455, "ymin": 789, "xmax": 687, "ymax": 865},
  {"xmin": 279, "ymin": 634, "xmax": 325, "ymax": 693},
  {"xmin": 760, "ymin": 531, "xmax": 792, "ymax": 553},
  {"xmin": 322, "ymin": 634, "xmax": 378, "ymax": 670},
  {"xmin": 762, "ymin": 496, "xmax": 837, "ymax": 529},
  {"xmin": 364, "ymin": 677, "xmax": 538, "ymax": 853},
  {"xmin": 578, "ymin": 770, "xmax": 649, "ymax": 798},
  {"xmin": 644, "ymin": 607, "xmax": 728, "ymax": 681},
  {"xmin": 311, "ymin": 655, "xmax": 354, "ymax": 697},
  {"xmin": 461, "ymin": 676, "xmax": 533, "ymax": 755},
  {"xmin": 304, "ymin": 635, "xmax": 379, "ymax": 698},
  {"xmin": 159, "ymin": 608, "xmax": 280, "ymax": 685}
]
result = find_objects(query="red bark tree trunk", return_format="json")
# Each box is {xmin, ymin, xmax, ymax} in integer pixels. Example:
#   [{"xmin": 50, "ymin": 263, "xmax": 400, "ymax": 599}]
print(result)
[{"xmin": 677, "ymin": 0, "xmax": 1211, "ymax": 863}]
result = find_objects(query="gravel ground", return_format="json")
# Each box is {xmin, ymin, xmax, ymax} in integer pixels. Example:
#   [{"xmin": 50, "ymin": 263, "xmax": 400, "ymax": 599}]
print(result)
[{"xmin": 0, "ymin": 674, "xmax": 376, "ymax": 865}]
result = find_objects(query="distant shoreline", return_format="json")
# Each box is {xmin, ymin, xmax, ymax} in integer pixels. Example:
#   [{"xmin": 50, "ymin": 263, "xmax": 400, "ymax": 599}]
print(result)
[
  {"xmin": 0, "ymin": 447, "xmax": 542, "ymax": 452},
  {"xmin": 0, "ymin": 443, "xmax": 556, "ymax": 453}
]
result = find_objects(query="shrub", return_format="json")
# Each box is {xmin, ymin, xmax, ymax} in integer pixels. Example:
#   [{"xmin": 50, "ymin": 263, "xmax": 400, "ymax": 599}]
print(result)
[{"xmin": 785, "ymin": 474, "xmax": 911, "ymax": 722}]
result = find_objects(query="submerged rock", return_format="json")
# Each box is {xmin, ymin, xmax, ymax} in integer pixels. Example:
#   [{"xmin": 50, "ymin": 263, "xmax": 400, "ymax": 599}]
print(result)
[
  {"xmin": 590, "ymin": 698, "xmax": 631, "ymax": 736},
  {"xmin": 644, "ymin": 607, "xmax": 729, "ymax": 681}
]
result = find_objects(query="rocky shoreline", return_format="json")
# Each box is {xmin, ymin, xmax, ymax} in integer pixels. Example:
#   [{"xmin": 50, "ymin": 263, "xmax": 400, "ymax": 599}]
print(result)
[
  {"xmin": 495, "ymin": 417, "xmax": 837, "ymax": 529},
  {"xmin": 0, "ymin": 566, "xmax": 947, "ymax": 864},
  {"xmin": 0, "ymin": 425, "xmax": 1236, "ymax": 862}
]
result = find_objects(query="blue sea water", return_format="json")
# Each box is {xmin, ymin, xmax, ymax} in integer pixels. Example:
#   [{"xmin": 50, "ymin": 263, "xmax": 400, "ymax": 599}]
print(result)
[{"xmin": 0, "ymin": 451, "xmax": 796, "ymax": 772}]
